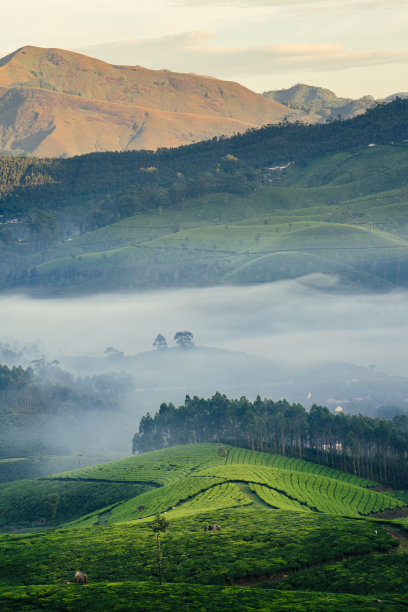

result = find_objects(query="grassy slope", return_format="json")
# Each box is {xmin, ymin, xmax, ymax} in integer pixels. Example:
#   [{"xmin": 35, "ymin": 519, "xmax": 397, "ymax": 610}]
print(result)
[
  {"xmin": 28, "ymin": 144, "xmax": 408, "ymax": 292},
  {"xmin": 1, "ymin": 442, "xmax": 407, "ymax": 610},
  {"xmin": 0, "ymin": 443, "xmax": 401, "ymax": 528}
]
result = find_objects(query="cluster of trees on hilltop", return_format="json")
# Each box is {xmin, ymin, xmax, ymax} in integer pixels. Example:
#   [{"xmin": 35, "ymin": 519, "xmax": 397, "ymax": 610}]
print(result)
[{"xmin": 132, "ymin": 393, "xmax": 408, "ymax": 487}]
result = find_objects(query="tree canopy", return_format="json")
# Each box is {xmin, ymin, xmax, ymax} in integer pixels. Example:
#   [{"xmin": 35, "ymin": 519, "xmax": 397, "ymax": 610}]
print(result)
[{"xmin": 133, "ymin": 393, "xmax": 408, "ymax": 487}]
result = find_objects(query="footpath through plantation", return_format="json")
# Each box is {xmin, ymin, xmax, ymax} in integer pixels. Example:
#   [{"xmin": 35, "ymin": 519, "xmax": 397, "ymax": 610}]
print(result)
[{"xmin": 0, "ymin": 443, "xmax": 408, "ymax": 610}]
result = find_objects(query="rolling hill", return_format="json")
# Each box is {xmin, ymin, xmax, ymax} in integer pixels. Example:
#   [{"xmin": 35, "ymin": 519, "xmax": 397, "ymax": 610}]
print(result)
[
  {"xmin": 1, "ymin": 98, "xmax": 408, "ymax": 294},
  {"xmin": 0, "ymin": 443, "xmax": 407, "ymax": 610},
  {"xmin": 10, "ymin": 145, "xmax": 408, "ymax": 294},
  {"xmin": 0, "ymin": 46, "xmax": 294, "ymax": 157}
]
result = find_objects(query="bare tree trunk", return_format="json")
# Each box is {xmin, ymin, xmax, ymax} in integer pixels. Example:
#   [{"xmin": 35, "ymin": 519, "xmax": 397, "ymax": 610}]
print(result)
[{"xmin": 157, "ymin": 533, "xmax": 163, "ymax": 585}]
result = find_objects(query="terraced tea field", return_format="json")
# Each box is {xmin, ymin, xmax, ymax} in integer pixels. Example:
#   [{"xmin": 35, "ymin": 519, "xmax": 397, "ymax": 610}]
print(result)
[
  {"xmin": 3, "ymin": 443, "xmax": 400, "ymax": 529},
  {"xmin": 1, "ymin": 443, "xmax": 407, "ymax": 610}
]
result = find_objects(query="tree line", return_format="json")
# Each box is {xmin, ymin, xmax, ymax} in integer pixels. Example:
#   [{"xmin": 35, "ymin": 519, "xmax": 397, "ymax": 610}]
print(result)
[
  {"xmin": 1, "ymin": 98, "xmax": 408, "ymax": 220},
  {"xmin": 132, "ymin": 392, "xmax": 408, "ymax": 487}
]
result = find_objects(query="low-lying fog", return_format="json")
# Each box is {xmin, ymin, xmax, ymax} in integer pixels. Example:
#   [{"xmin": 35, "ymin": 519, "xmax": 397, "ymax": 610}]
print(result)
[
  {"xmin": 2, "ymin": 274, "xmax": 408, "ymax": 376},
  {"xmin": 2, "ymin": 274, "xmax": 408, "ymax": 458}
]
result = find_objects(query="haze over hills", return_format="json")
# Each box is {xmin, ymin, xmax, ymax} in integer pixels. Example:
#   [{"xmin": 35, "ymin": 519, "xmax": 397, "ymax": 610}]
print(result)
[
  {"xmin": 0, "ymin": 45, "xmax": 295, "ymax": 157},
  {"xmin": 1, "ymin": 97, "xmax": 408, "ymax": 295},
  {"xmin": 263, "ymin": 83, "xmax": 408, "ymax": 124},
  {"xmin": 263, "ymin": 83, "xmax": 377, "ymax": 123}
]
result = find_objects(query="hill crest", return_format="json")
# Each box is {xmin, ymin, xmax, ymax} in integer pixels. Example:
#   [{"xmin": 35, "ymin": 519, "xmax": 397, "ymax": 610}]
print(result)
[{"xmin": 0, "ymin": 45, "xmax": 294, "ymax": 157}]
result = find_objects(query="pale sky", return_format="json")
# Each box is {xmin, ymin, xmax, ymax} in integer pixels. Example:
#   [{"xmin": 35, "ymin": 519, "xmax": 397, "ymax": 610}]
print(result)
[{"xmin": 1, "ymin": 0, "xmax": 407, "ymax": 98}]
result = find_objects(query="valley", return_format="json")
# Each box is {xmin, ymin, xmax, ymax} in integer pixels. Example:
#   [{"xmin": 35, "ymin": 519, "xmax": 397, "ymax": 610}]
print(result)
[{"xmin": 0, "ymin": 27, "xmax": 408, "ymax": 611}]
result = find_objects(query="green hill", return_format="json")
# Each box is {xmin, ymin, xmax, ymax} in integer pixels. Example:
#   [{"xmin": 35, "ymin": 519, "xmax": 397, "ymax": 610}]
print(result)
[
  {"xmin": 1, "ymin": 99, "xmax": 408, "ymax": 293},
  {"xmin": 0, "ymin": 442, "xmax": 407, "ymax": 610},
  {"xmin": 9, "ymin": 145, "xmax": 408, "ymax": 293}
]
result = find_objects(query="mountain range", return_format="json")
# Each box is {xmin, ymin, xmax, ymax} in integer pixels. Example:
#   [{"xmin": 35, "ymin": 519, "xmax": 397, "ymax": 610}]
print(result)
[
  {"xmin": 0, "ymin": 45, "xmax": 294, "ymax": 157},
  {"xmin": 0, "ymin": 45, "xmax": 406, "ymax": 158},
  {"xmin": 264, "ymin": 83, "xmax": 408, "ymax": 124}
]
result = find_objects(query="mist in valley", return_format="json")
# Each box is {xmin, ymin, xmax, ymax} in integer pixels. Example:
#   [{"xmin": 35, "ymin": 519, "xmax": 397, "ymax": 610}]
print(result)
[{"xmin": 2, "ymin": 273, "xmax": 408, "ymax": 461}]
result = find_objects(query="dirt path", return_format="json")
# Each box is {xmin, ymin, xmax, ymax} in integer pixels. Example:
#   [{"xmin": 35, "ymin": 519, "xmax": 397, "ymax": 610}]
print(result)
[
  {"xmin": 235, "ymin": 483, "xmax": 272, "ymax": 509},
  {"xmin": 385, "ymin": 526, "xmax": 408, "ymax": 552},
  {"xmin": 234, "ymin": 549, "xmax": 378, "ymax": 587}
]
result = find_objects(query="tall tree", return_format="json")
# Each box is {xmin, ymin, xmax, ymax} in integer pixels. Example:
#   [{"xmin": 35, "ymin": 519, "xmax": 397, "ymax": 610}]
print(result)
[{"xmin": 148, "ymin": 513, "xmax": 170, "ymax": 585}]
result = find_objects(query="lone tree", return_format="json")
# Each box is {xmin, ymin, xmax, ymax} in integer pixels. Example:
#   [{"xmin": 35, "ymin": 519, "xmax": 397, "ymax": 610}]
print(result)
[
  {"xmin": 153, "ymin": 334, "xmax": 167, "ymax": 350},
  {"xmin": 148, "ymin": 513, "xmax": 170, "ymax": 585},
  {"xmin": 174, "ymin": 331, "xmax": 195, "ymax": 349}
]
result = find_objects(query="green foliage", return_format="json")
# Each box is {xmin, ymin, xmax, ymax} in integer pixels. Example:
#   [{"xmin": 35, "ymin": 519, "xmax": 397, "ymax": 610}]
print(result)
[
  {"xmin": 1, "ymin": 582, "xmax": 405, "ymax": 611},
  {"xmin": 0, "ymin": 479, "xmax": 150, "ymax": 528},
  {"xmin": 148, "ymin": 513, "xmax": 169, "ymax": 534},
  {"xmin": 276, "ymin": 553, "xmax": 408, "ymax": 595},
  {"xmin": 50, "ymin": 443, "xmax": 225, "ymax": 486},
  {"xmin": 39, "ymin": 444, "xmax": 402, "ymax": 527},
  {"xmin": 134, "ymin": 395, "xmax": 408, "ymax": 487},
  {"xmin": 225, "ymin": 446, "xmax": 375, "ymax": 487},
  {"xmin": 2, "ymin": 100, "xmax": 408, "ymax": 294},
  {"xmin": 0, "ymin": 509, "xmax": 394, "ymax": 587},
  {"xmin": 0, "ymin": 440, "xmax": 407, "ymax": 610}
]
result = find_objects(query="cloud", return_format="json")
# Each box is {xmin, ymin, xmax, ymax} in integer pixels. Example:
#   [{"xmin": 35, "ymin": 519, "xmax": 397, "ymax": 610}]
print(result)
[{"xmin": 78, "ymin": 31, "xmax": 408, "ymax": 79}]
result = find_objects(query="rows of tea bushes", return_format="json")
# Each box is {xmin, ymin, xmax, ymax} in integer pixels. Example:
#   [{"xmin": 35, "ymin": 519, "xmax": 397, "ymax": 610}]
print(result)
[
  {"xmin": 68, "ymin": 464, "xmax": 402, "ymax": 527},
  {"xmin": 0, "ymin": 509, "xmax": 394, "ymax": 587},
  {"xmin": 0, "ymin": 479, "xmax": 150, "ymax": 528},
  {"xmin": 249, "ymin": 483, "xmax": 311, "ymax": 512},
  {"xmin": 2, "ymin": 444, "xmax": 403, "ymax": 530},
  {"xmin": 195, "ymin": 465, "xmax": 401, "ymax": 517},
  {"xmin": 225, "ymin": 446, "xmax": 376, "ymax": 487},
  {"xmin": 276, "ymin": 552, "xmax": 408, "ymax": 595},
  {"xmin": 48, "ymin": 443, "xmax": 377, "ymax": 488},
  {"xmin": 2, "ymin": 582, "xmax": 406, "ymax": 611},
  {"xmin": 176, "ymin": 482, "xmax": 251, "ymax": 513},
  {"xmin": 48, "ymin": 443, "xmax": 224, "ymax": 486},
  {"xmin": 106, "ymin": 476, "xmax": 230, "ymax": 523}
]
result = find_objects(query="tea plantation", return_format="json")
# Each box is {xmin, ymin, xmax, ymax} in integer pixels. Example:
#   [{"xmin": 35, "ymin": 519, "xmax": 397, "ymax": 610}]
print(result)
[{"xmin": 0, "ymin": 443, "xmax": 407, "ymax": 610}]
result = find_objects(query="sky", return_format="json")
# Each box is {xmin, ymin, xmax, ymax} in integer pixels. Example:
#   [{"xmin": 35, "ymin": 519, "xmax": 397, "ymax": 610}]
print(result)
[{"xmin": 1, "ymin": 0, "xmax": 407, "ymax": 98}]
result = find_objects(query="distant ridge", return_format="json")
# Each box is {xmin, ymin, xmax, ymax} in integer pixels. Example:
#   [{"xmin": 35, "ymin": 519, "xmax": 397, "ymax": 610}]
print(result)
[
  {"xmin": 0, "ymin": 45, "xmax": 295, "ymax": 157},
  {"xmin": 263, "ymin": 83, "xmax": 376, "ymax": 123}
]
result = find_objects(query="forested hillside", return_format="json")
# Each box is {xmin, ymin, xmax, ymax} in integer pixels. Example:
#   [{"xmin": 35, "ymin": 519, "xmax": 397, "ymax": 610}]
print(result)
[
  {"xmin": 1, "ymin": 98, "xmax": 407, "ymax": 210},
  {"xmin": 1, "ymin": 98, "xmax": 408, "ymax": 294},
  {"xmin": 133, "ymin": 393, "xmax": 408, "ymax": 487}
]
